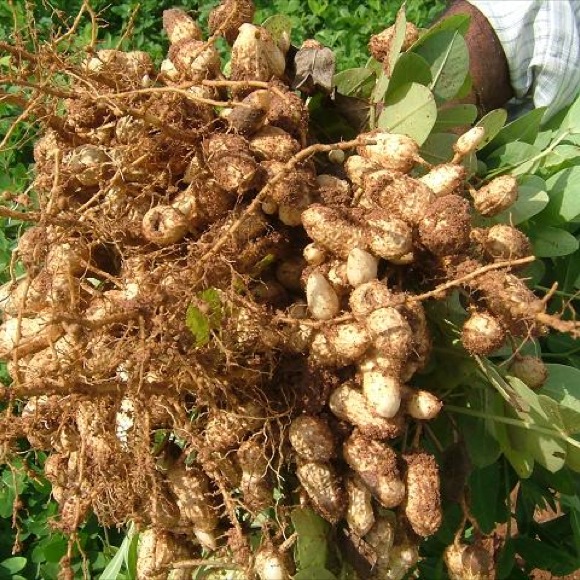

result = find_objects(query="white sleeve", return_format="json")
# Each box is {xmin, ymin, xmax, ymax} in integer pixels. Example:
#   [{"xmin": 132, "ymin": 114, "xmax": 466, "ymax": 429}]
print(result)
[{"xmin": 466, "ymin": 0, "xmax": 580, "ymax": 120}]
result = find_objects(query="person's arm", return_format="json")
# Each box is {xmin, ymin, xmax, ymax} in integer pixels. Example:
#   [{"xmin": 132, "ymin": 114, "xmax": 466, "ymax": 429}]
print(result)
[{"xmin": 437, "ymin": 0, "xmax": 513, "ymax": 114}]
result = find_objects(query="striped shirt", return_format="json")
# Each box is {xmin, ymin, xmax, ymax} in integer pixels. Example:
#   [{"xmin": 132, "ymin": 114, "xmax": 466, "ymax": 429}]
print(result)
[{"xmin": 467, "ymin": 0, "xmax": 580, "ymax": 120}]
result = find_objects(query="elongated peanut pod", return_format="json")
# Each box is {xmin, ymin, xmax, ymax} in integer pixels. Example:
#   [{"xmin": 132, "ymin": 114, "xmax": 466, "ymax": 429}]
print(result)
[
  {"xmin": 358, "ymin": 130, "xmax": 423, "ymax": 173},
  {"xmin": 453, "ymin": 126, "xmax": 485, "ymax": 160},
  {"xmin": 163, "ymin": 9, "xmax": 203, "ymax": 44},
  {"xmin": 343, "ymin": 431, "xmax": 405, "ymax": 508},
  {"xmin": 403, "ymin": 451, "xmax": 442, "ymax": 537},
  {"xmin": 362, "ymin": 371, "xmax": 402, "ymax": 419},
  {"xmin": 289, "ymin": 415, "xmax": 335, "ymax": 462},
  {"xmin": 346, "ymin": 475, "xmax": 375, "ymax": 536},
  {"xmin": 254, "ymin": 547, "xmax": 290, "ymax": 580},
  {"xmin": 329, "ymin": 383, "xmax": 405, "ymax": 440},
  {"xmin": 306, "ymin": 271, "xmax": 340, "ymax": 320},
  {"xmin": 471, "ymin": 174, "xmax": 518, "ymax": 217},
  {"xmin": 296, "ymin": 461, "xmax": 346, "ymax": 523}
]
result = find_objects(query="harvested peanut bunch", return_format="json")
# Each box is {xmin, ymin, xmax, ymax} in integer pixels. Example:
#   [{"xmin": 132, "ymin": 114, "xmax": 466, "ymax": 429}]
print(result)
[{"xmin": 0, "ymin": 2, "xmax": 577, "ymax": 579}]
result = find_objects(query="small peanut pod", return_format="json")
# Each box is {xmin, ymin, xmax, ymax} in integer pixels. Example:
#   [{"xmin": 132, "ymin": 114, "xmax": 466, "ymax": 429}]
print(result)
[
  {"xmin": 364, "ymin": 512, "xmax": 397, "ymax": 567},
  {"xmin": 306, "ymin": 271, "xmax": 340, "ymax": 320},
  {"xmin": 444, "ymin": 542, "xmax": 494, "ymax": 580},
  {"xmin": 64, "ymin": 145, "xmax": 110, "ymax": 186},
  {"xmin": 168, "ymin": 39, "xmax": 221, "ymax": 81},
  {"xmin": 209, "ymin": 0, "xmax": 256, "ymax": 45},
  {"xmin": 249, "ymin": 126, "xmax": 301, "ymax": 162},
  {"xmin": 403, "ymin": 451, "xmax": 442, "ymax": 537},
  {"xmin": 346, "ymin": 248, "xmax": 378, "ymax": 287},
  {"xmin": 358, "ymin": 130, "xmax": 422, "ymax": 173},
  {"xmin": 419, "ymin": 163, "xmax": 466, "ymax": 197},
  {"xmin": 296, "ymin": 460, "xmax": 346, "ymax": 524},
  {"xmin": 419, "ymin": 195, "xmax": 471, "ymax": 256},
  {"xmin": 508, "ymin": 356, "xmax": 548, "ymax": 390},
  {"xmin": 302, "ymin": 205, "xmax": 366, "ymax": 259},
  {"xmin": 165, "ymin": 464, "xmax": 218, "ymax": 550},
  {"xmin": 402, "ymin": 386, "xmax": 442, "ymax": 421},
  {"xmin": 226, "ymin": 89, "xmax": 271, "ymax": 135},
  {"xmin": 329, "ymin": 383, "xmax": 405, "ymax": 440},
  {"xmin": 310, "ymin": 322, "xmax": 371, "ymax": 366},
  {"xmin": 473, "ymin": 224, "xmax": 531, "ymax": 261},
  {"xmin": 289, "ymin": 415, "xmax": 335, "ymax": 462},
  {"xmin": 344, "ymin": 155, "xmax": 382, "ymax": 188},
  {"xmin": 349, "ymin": 280, "xmax": 395, "ymax": 319},
  {"xmin": 366, "ymin": 307, "xmax": 413, "ymax": 362},
  {"xmin": 471, "ymin": 174, "xmax": 518, "ymax": 217},
  {"xmin": 142, "ymin": 205, "xmax": 189, "ymax": 245},
  {"xmin": 162, "ymin": 8, "xmax": 203, "ymax": 44},
  {"xmin": 373, "ymin": 175, "xmax": 435, "ymax": 225},
  {"xmin": 380, "ymin": 542, "xmax": 420, "ymax": 580},
  {"xmin": 461, "ymin": 310, "xmax": 505, "ymax": 356},
  {"xmin": 204, "ymin": 402, "xmax": 263, "ymax": 452},
  {"xmin": 366, "ymin": 213, "xmax": 413, "ymax": 261},
  {"xmin": 345, "ymin": 475, "xmax": 375, "ymax": 536},
  {"xmin": 362, "ymin": 370, "xmax": 402, "ymax": 419},
  {"xmin": 343, "ymin": 431, "xmax": 405, "ymax": 508}
]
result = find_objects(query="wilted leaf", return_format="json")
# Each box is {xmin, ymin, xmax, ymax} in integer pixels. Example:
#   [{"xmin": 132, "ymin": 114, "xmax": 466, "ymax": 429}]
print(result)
[
  {"xmin": 530, "ymin": 226, "xmax": 579, "ymax": 258},
  {"xmin": 432, "ymin": 103, "xmax": 477, "ymax": 132},
  {"xmin": 293, "ymin": 42, "xmax": 336, "ymax": 94},
  {"xmin": 413, "ymin": 30, "xmax": 469, "ymax": 101},
  {"xmin": 378, "ymin": 82, "xmax": 437, "ymax": 145}
]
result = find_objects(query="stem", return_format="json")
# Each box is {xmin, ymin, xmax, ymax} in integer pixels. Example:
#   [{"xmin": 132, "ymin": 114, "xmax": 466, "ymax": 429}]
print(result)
[{"xmin": 446, "ymin": 404, "xmax": 580, "ymax": 450}]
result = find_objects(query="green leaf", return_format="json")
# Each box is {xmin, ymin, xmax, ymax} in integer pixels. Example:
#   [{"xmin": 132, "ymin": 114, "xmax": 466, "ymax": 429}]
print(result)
[
  {"xmin": 476, "ymin": 109, "xmax": 508, "ymax": 150},
  {"xmin": 542, "ymin": 166, "xmax": 580, "ymax": 224},
  {"xmin": 540, "ymin": 365, "xmax": 580, "ymax": 413},
  {"xmin": 294, "ymin": 568, "xmax": 337, "ymax": 580},
  {"xmin": 411, "ymin": 14, "xmax": 471, "ymax": 49},
  {"xmin": 512, "ymin": 537, "xmax": 579, "ymax": 576},
  {"xmin": 530, "ymin": 226, "xmax": 579, "ymax": 258},
  {"xmin": 561, "ymin": 92, "xmax": 580, "ymax": 134},
  {"xmin": 291, "ymin": 508, "xmax": 330, "ymax": 571},
  {"xmin": 185, "ymin": 288, "xmax": 223, "ymax": 347},
  {"xmin": 385, "ymin": 52, "xmax": 432, "ymax": 96},
  {"xmin": 100, "ymin": 524, "xmax": 136, "ymax": 580},
  {"xmin": 468, "ymin": 463, "xmax": 501, "ymax": 533},
  {"xmin": 0, "ymin": 557, "xmax": 26, "ymax": 575},
  {"xmin": 506, "ymin": 378, "xmax": 568, "ymax": 472},
  {"xmin": 486, "ymin": 142, "xmax": 541, "ymax": 176},
  {"xmin": 261, "ymin": 14, "xmax": 293, "ymax": 47},
  {"xmin": 432, "ymin": 103, "xmax": 477, "ymax": 132},
  {"xmin": 485, "ymin": 175, "xmax": 549, "ymax": 225},
  {"xmin": 420, "ymin": 132, "xmax": 457, "ymax": 164},
  {"xmin": 413, "ymin": 30, "xmax": 469, "ymax": 101},
  {"xmin": 484, "ymin": 107, "xmax": 546, "ymax": 151},
  {"xmin": 378, "ymin": 82, "xmax": 437, "ymax": 145},
  {"xmin": 543, "ymin": 144, "xmax": 580, "ymax": 171},
  {"xmin": 333, "ymin": 68, "xmax": 375, "ymax": 98},
  {"xmin": 383, "ymin": 5, "xmax": 407, "ymax": 76}
]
